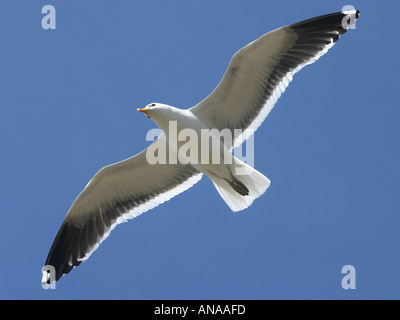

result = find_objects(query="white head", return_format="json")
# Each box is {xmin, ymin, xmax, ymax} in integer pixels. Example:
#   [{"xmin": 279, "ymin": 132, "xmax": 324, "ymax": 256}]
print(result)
[{"xmin": 137, "ymin": 102, "xmax": 176, "ymax": 128}]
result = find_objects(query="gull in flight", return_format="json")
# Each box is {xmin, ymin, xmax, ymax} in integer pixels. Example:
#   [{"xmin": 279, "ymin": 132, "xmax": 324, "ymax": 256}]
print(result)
[{"xmin": 42, "ymin": 10, "xmax": 359, "ymax": 285}]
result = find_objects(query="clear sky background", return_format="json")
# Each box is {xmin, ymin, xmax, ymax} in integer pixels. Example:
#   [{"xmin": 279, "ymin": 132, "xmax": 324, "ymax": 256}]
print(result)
[{"xmin": 1, "ymin": 0, "xmax": 399, "ymax": 299}]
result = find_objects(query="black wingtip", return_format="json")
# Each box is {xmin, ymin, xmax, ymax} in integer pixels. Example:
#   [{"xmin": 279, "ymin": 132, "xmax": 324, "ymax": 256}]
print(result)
[
  {"xmin": 44, "ymin": 221, "xmax": 83, "ymax": 282},
  {"xmin": 290, "ymin": 9, "xmax": 360, "ymax": 32}
]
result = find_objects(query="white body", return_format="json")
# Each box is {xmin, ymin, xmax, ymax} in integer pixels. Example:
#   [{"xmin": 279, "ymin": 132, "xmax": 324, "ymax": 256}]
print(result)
[{"xmin": 146, "ymin": 104, "xmax": 271, "ymax": 212}]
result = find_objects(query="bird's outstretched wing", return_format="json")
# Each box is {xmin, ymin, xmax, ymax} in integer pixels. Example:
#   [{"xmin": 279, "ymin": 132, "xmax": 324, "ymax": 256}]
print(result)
[
  {"xmin": 43, "ymin": 133, "xmax": 202, "ymax": 283},
  {"xmin": 190, "ymin": 10, "xmax": 359, "ymax": 149}
]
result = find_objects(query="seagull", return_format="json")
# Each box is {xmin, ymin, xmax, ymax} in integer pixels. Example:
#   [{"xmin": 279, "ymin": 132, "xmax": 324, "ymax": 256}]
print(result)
[{"xmin": 42, "ymin": 10, "xmax": 359, "ymax": 285}]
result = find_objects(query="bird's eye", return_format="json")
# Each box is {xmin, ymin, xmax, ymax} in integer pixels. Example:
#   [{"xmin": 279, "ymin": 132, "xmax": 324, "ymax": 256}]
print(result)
[{"xmin": 151, "ymin": 103, "xmax": 156, "ymax": 107}]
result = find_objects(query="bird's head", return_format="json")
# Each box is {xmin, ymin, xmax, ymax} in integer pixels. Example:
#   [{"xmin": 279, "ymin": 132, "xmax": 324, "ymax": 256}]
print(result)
[
  {"xmin": 137, "ymin": 103, "xmax": 155, "ymax": 119},
  {"xmin": 137, "ymin": 103, "xmax": 165, "ymax": 119},
  {"xmin": 137, "ymin": 103, "xmax": 168, "ymax": 119}
]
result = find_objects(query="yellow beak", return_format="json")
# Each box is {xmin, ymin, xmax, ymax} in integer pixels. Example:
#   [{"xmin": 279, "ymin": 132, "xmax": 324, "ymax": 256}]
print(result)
[{"xmin": 137, "ymin": 107, "xmax": 149, "ymax": 113}]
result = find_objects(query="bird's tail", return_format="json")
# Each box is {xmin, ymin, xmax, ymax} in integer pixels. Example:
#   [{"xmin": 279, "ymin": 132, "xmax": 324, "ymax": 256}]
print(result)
[{"xmin": 209, "ymin": 158, "xmax": 270, "ymax": 212}]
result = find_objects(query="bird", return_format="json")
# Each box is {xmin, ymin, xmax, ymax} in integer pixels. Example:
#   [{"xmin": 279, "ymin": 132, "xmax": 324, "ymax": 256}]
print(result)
[{"xmin": 42, "ymin": 10, "xmax": 360, "ymax": 285}]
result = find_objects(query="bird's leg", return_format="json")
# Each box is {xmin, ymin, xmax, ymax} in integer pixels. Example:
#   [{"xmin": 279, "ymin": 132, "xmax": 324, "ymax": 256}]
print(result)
[{"xmin": 224, "ymin": 165, "xmax": 249, "ymax": 196}]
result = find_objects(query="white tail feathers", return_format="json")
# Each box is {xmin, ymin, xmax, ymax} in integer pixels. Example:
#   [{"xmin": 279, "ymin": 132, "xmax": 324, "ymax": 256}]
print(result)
[{"xmin": 210, "ymin": 160, "xmax": 270, "ymax": 212}]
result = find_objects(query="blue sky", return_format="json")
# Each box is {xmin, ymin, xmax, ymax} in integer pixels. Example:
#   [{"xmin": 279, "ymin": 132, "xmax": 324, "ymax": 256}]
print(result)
[{"xmin": 1, "ymin": 0, "xmax": 399, "ymax": 299}]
